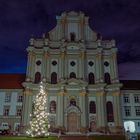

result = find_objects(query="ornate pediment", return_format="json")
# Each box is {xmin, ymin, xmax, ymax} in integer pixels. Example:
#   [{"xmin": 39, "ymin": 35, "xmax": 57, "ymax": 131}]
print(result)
[
  {"xmin": 65, "ymin": 105, "xmax": 81, "ymax": 114},
  {"xmin": 67, "ymin": 78, "xmax": 88, "ymax": 86}
]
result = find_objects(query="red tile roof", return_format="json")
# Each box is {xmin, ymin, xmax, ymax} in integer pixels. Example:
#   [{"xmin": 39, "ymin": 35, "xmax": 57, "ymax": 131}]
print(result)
[
  {"xmin": 120, "ymin": 80, "xmax": 140, "ymax": 90},
  {"xmin": 0, "ymin": 74, "xmax": 26, "ymax": 89},
  {"xmin": 0, "ymin": 74, "xmax": 139, "ymax": 90}
]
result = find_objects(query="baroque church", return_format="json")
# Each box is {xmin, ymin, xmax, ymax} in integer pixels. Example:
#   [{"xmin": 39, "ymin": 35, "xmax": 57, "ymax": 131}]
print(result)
[
  {"xmin": 22, "ymin": 11, "xmax": 123, "ymax": 134},
  {"xmin": 0, "ymin": 11, "xmax": 140, "ymax": 136}
]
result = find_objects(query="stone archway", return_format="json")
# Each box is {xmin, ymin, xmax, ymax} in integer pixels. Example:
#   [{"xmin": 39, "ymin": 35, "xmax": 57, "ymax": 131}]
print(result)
[{"xmin": 67, "ymin": 112, "xmax": 78, "ymax": 132}]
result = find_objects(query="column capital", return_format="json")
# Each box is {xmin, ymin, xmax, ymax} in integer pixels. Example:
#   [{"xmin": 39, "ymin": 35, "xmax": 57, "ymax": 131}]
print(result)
[
  {"xmin": 60, "ymin": 51, "xmax": 65, "ymax": 59},
  {"xmin": 79, "ymin": 91, "xmax": 87, "ymax": 96},
  {"xmin": 112, "ymin": 91, "xmax": 120, "ymax": 96},
  {"xmin": 96, "ymin": 91, "xmax": 105, "ymax": 96},
  {"xmin": 57, "ymin": 91, "xmax": 66, "ymax": 96},
  {"xmin": 24, "ymin": 89, "xmax": 32, "ymax": 96},
  {"xmin": 80, "ymin": 51, "xmax": 85, "ymax": 59}
]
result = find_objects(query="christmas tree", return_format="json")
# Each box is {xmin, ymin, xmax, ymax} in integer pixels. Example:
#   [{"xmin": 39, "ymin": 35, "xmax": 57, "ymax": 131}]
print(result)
[{"xmin": 26, "ymin": 82, "xmax": 49, "ymax": 137}]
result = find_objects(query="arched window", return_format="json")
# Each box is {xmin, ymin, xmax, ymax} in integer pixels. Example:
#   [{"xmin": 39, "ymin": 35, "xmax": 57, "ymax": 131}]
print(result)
[
  {"xmin": 70, "ymin": 32, "xmax": 76, "ymax": 41},
  {"xmin": 34, "ymin": 72, "xmax": 41, "ymax": 83},
  {"xmin": 89, "ymin": 101, "xmax": 96, "ymax": 114},
  {"xmin": 104, "ymin": 72, "xmax": 111, "ymax": 84},
  {"xmin": 51, "ymin": 72, "xmax": 57, "ymax": 84},
  {"xmin": 88, "ymin": 73, "xmax": 95, "ymax": 84},
  {"xmin": 70, "ymin": 72, "xmax": 76, "ymax": 79},
  {"xmin": 50, "ymin": 101, "xmax": 56, "ymax": 113},
  {"xmin": 106, "ymin": 101, "xmax": 114, "ymax": 122},
  {"xmin": 70, "ymin": 99, "xmax": 76, "ymax": 106}
]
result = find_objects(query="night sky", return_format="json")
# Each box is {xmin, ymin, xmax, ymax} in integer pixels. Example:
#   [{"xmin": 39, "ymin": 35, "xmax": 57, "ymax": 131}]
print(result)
[{"xmin": 0, "ymin": 0, "xmax": 140, "ymax": 80}]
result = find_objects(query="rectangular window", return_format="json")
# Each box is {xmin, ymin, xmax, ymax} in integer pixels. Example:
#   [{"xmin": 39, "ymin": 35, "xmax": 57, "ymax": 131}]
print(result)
[
  {"xmin": 134, "ymin": 95, "xmax": 140, "ymax": 103},
  {"xmin": 124, "ymin": 106, "xmax": 131, "ymax": 116},
  {"xmin": 135, "ymin": 106, "xmax": 140, "ymax": 116},
  {"xmin": 17, "ymin": 95, "xmax": 23, "ymax": 102},
  {"xmin": 138, "ymin": 122, "xmax": 140, "ymax": 127},
  {"xmin": 16, "ymin": 107, "xmax": 22, "ymax": 116},
  {"xmin": 123, "ymin": 95, "xmax": 130, "ymax": 103},
  {"xmin": 5, "ymin": 93, "xmax": 11, "ymax": 102},
  {"xmin": 3, "ymin": 106, "xmax": 10, "ymax": 116}
]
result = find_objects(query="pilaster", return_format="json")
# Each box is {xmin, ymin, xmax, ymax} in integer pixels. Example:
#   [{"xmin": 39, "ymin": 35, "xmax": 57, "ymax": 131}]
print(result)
[
  {"xmin": 56, "ymin": 90, "xmax": 64, "ymax": 127},
  {"xmin": 79, "ymin": 89, "xmax": 87, "ymax": 131},
  {"xmin": 21, "ymin": 88, "xmax": 33, "ymax": 134},
  {"xmin": 112, "ymin": 91, "xmax": 123, "ymax": 127},
  {"xmin": 96, "ymin": 91, "xmax": 107, "ymax": 132}
]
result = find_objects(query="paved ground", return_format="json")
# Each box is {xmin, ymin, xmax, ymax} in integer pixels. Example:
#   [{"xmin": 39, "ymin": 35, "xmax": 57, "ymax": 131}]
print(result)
[{"xmin": 58, "ymin": 136, "xmax": 89, "ymax": 140}]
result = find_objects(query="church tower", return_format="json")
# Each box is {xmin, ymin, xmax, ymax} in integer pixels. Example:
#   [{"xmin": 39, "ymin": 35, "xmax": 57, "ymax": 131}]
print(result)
[{"xmin": 22, "ymin": 11, "xmax": 124, "ymax": 134}]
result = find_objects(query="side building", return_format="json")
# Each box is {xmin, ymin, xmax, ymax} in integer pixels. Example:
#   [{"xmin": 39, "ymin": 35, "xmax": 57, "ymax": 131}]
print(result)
[{"xmin": 0, "ymin": 74, "xmax": 25, "ymax": 133}]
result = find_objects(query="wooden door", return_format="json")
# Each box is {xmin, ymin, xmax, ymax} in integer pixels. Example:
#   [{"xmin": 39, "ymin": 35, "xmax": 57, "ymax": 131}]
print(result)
[{"xmin": 67, "ymin": 112, "xmax": 77, "ymax": 132}]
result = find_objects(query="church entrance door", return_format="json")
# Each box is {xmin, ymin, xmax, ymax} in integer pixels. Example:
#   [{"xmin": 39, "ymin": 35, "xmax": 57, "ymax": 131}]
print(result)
[{"xmin": 67, "ymin": 112, "xmax": 78, "ymax": 132}]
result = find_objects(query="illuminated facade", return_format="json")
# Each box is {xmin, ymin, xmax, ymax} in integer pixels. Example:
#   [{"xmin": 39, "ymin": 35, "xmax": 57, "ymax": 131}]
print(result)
[
  {"xmin": 0, "ymin": 11, "xmax": 140, "ymax": 135},
  {"xmin": 22, "ymin": 11, "xmax": 123, "ymax": 134}
]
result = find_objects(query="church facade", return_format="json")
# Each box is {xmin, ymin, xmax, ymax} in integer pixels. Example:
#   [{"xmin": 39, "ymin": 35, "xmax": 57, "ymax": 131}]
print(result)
[
  {"xmin": 0, "ymin": 11, "xmax": 140, "ymax": 135},
  {"xmin": 22, "ymin": 11, "xmax": 123, "ymax": 134}
]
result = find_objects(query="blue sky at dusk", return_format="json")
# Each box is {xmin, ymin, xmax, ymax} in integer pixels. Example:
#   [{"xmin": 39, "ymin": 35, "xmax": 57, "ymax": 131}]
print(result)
[{"xmin": 0, "ymin": 0, "xmax": 140, "ymax": 80}]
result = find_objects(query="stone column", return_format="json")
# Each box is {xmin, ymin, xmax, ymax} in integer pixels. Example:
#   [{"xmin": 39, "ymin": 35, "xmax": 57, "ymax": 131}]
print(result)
[
  {"xmin": 21, "ymin": 88, "xmax": 33, "ymax": 134},
  {"xmin": 96, "ymin": 91, "xmax": 107, "ymax": 133},
  {"xmin": 112, "ymin": 91, "xmax": 124, "ymax": 133},
  {"xmin": 60, "ymin": 51, "xmax": 65, "ymax": 79},
  {"xmin": 112, "ymin": 52, "xmax": 119, "ymax": 82},
  {"xmin": 80, "ymin": 50, "xmax": 85, "ymax": 79},
  {"xmin": 30, "ymin": 54, "xmax": 35, "ymax": 82},
  {"xmin": 79, "ymin": 90, "xmax": 87, "ymax": 132},
  {"xmin": 42, "ymin": 50, "xmax": 48, "ymax": 82},
  {"xmin": 96, "ymin": 51, "xmax": 103, "ymax": 83},
  {"xmin": 26, "ymin": 48, "xmax": 33, "ymax": 81},
  {"xmin": 56, "ymin": 90, "xmax": 64, "ymax": 129}
]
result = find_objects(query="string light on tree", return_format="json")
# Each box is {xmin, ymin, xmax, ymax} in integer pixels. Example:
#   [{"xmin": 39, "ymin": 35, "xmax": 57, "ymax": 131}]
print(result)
[{"xmin": 26, "ymin": 82, "xmax": 49, "ymax": 137}]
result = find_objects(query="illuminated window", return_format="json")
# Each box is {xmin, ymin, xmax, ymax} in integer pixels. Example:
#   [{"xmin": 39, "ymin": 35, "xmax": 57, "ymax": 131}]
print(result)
[
  {"xmin": 104, "ymin": 73, "xmax": 111, "ymax": 84},
  {"xmin": 51, "ymin": 72, "xmax": 57, "ymax": 84},
  {"xmin": 70, "ymin": 72, "xmax": 76, "ymax": 79},
  {"xmin": 124, "ymin": 121, "xmax": 135, "ymax": 132},
  {"xmin": 88, "ymin": 73, "xmax": 95, "ymax": 84},
  {"xmin": 70, "ymin": 99, "xmax": 76, "ymax": 106},
  {"xmin": 34, "ymin": 72, "xmax": 41, "ymax": 83},
  {"xmin": 89, "ymin": 101, "xmax": 96, "ymax": 114},
  {"xmin": 106, "ymin": 101, "xmax": 114, "ymax": 122}
]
